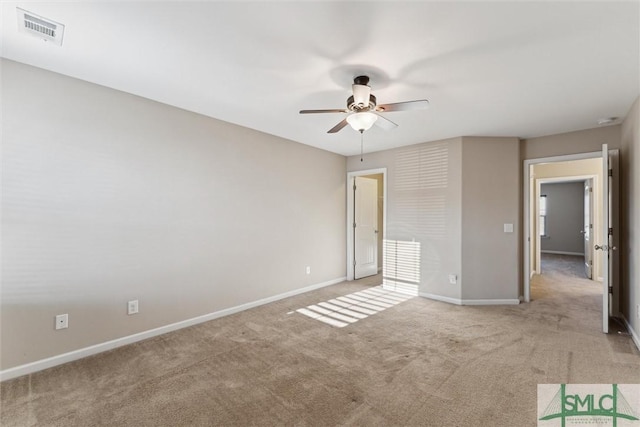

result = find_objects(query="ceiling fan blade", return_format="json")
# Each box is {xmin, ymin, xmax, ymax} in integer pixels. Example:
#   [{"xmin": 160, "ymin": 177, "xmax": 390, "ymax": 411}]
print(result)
[
  {"xmin": 373, "ymin": 113, "xmax": 398, "ymax": 131},
  {"xmin": 328, "ymin": 119, "xmax": 349, "ymax": 133},
  {"xmin": 375, "ymin": 100, "xmax": 429, "ymax": 112},
  {"xmin": 299, "ymin": 109, "xmax": 349, "ymax": 114}
]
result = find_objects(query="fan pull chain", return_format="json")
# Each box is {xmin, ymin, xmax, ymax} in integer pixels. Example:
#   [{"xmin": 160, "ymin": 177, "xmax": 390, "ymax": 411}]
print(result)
[{"xmin": 360, "ymin": 130, "xmax": 364, "ymax": 162}]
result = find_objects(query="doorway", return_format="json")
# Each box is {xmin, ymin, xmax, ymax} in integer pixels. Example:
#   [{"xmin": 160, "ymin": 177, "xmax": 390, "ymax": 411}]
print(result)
[
  {"xmin": 536, "ymin": 176, "xmax": 597, "ymax": 278},
  {"xmin": 523, "ymin": 148, "xmax": 619, "ymax": 333},
  {"xmin": 583, "ymin": 178, "xmax": 594, "ymax": 279},
  {"xmin": 347, "ymin": 168, "xmax": 386, "ymax": 281}
]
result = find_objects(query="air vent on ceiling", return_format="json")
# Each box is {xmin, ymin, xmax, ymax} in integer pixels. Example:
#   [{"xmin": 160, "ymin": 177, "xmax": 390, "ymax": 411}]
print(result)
[
  {"xmin": 17, "ymin": 8, "xmax": 65, "ymax": 46},
  {"xmin": 597, "ymin": 117, "xmax": 618, "ymax": 126}
]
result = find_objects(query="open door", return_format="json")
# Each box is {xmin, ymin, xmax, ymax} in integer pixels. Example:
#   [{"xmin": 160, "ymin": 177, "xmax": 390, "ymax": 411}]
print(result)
[
  {"xmin": 599, "ymin": 144, "xmax": 610, "ymax": 333},
  {"xmin": 583, "ymin": 179, "xmax": 593, "ymax": 279},
  {"xmin": 354, "ymin": 176, "xmax": 378, "ymax": 279},
  {"xmin": 598, "ymin": 144, "xmax": 619, "ymax": 333}
]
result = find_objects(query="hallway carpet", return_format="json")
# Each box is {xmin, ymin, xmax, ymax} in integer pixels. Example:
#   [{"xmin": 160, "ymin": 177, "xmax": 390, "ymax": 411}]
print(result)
[{"xmin": 2, "ymin": 263, "xmax": 639, "ymax": 426}]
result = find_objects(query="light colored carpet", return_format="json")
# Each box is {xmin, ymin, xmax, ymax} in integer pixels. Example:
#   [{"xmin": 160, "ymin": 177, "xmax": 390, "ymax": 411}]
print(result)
[{"xmin": 2, "ymin": 260, "xmax": 639, "ymax": 426}]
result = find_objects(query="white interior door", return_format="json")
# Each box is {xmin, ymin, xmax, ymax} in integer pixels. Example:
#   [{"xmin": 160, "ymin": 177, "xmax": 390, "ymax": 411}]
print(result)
[
  {"xmin": 583, "ymin": 179, "xmax": 593, "ymax": 279},
  {"xmin": 609, "ymin": 150, "xmax": 620, "ymax": 317},
  {"xmin": 354, "ymin": 176, "xmax": 378, "ymax": 279},
  {"xmin": 599, "ymin": 144, "xmax": 610, "ymax": 333}
]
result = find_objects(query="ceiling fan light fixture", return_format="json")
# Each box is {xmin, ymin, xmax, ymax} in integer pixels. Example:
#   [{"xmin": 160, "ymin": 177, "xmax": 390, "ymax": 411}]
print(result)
[
  {"xmin": 299, "ymin": 74, "xmax": 426, "ymax": 134},
  {"xmin": 347, "ymin": 112, "xmax": 378, "ymax": 132},
  {"xmin": 352, "ymin": 84, "xmax": 371, "ymax": 108}
]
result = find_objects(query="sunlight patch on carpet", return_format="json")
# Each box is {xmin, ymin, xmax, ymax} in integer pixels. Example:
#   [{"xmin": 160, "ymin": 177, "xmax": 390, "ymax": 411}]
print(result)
[{"xmin": 295, "ymin": 286, "xmax": 415, "ymax": 328}]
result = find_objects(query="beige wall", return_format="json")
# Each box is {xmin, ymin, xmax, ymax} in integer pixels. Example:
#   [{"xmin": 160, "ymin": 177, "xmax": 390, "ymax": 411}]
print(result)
[
  {"xmin": 522, "ymin": 125, "xmax": 621, "ymax": 160},
  {"xmin": 620, "ymin": 96, "xmax": 640, "ymax": 339},
  {"xmin": 347, "ymin": 138, "xmax": 463, "ymax": 300},
  {"xmin": 348, "ymin": 136, "xmax": 521, "ymax": 302},
  {"xmin": 461, "ymin": 137, "xmax": 520, "ymax": 300},
  {"xmin": 1, "ymin": 60, "xmax": 347, "ymax": 370},
  {"xmin": 534, "ymin": 158, "xmax": 602, "ymax": 178}
]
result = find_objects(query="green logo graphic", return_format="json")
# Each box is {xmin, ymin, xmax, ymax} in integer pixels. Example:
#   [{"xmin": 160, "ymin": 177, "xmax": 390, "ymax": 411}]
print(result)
[{"xmin": 539, "ymin": 384, "xmax": 639, "ymax": 427}]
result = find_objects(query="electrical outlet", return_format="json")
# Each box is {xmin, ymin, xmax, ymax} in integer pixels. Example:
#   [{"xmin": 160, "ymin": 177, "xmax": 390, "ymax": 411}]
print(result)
[
  {"xmin": 448, "ymin": 274, "xmax": 457, "ymax": 285},
  {"xmin": 305, "ymin": 266, "xmax": 311, "ymax": 275},
  {"xmin": 128, "ymin": 300, "xmax": 139, "ymax": 315},
  {"xmin": 55, "ymin": 314, "xmax": 68, "ymax": 330}
]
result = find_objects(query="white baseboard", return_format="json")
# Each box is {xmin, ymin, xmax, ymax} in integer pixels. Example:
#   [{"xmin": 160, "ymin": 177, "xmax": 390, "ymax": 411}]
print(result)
[
  {"xmin": 621, "ymin": 314, "xmax": 640, "ymax": 352},
  {"xmin": 0, "ymin": 276, "xmax": 346, "ymax": 382},
  {"xmin": 419, "ymin": 292, "xmax": 462, "ymax": 305},
  {"xmin": 461, "ymin": 298, "xmax": 520, "ymax": 306},
  {"xmin": 419, "ymin": 293, "xmax": 520, "ymax": 306},
  {"xmin": 418, "ymin": 292, "xmax": 520, "ymax": 305},
  {"xmin": 540, "ymin": 250, "xmax": 583, "ymax": 256}
]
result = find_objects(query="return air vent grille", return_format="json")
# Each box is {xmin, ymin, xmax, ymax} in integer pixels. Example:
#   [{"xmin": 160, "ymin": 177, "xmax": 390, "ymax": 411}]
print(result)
[{"xmin": 17, "ymin": 8, "xmax": 65, "ymax": 46}]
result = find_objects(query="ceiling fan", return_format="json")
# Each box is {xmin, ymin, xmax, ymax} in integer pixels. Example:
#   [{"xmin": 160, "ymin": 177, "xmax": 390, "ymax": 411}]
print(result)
[{"xmin": 299, "ymin": 75, "xmax": 429, "ymax": 134}]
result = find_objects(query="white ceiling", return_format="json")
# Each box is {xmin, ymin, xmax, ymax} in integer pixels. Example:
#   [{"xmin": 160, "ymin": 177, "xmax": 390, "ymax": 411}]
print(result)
[{"xmin": 2, "ymin": 1, "xmax": 639, "ymax": 156}]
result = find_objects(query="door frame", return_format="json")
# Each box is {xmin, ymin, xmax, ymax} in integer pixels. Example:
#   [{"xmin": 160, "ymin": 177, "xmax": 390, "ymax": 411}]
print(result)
[
  {"xmin": 523, "ymin": 148, "xmax": 620, "ymax": 320},
  {"xmin": 347, "ymin": 168, "xmax": 387, "ymax": 281},
  {"xmin": 523, "ymin": 150, "xmax": 602, "ymax": 303},
  {"xmin": 354, "ymin": 176, "xmax": 379, "ymax": 279}
]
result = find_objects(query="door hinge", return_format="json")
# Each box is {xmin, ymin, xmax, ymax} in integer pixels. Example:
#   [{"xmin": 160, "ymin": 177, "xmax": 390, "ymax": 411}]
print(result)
[
  {"xmin": 608, "ymin": 169, "xmax": 613, "ymax": 177},
  {"xmin": 608, "ymin": 285, "xmax": 613, "ymax": 294},
  {"xmin": 609, "ymin": 227, "xmax": 613, "ymax": 236},
  {"xmin": 353, "ymin": 182, "xmax": 357, "ymax": 191},
  {"xmin": 590, "ymin": 224, "xmax": 593, "ymax": 229},
  {"xmin": 353, "ymin": 260, "xmax": 357, "ymax": 267},
  {"xmin": 353, "ymin": 222, "xmax": 357, "ymax": 229},
  {"xmin": 589, "ymin": 260, "xmax": 593, "ymax": 266}
]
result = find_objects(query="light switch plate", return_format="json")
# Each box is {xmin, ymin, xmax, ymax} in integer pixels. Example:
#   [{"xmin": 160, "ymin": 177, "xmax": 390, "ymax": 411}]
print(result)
[{"xmin": 504, "ymin": 223, "xmax": 514, "ymax": 233}]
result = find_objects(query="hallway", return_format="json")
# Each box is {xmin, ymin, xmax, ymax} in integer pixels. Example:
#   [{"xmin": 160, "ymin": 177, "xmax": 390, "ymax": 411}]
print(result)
[
  {"xmin": 530, "ymin": 253, "xmax": 631, "ymax": 337},
  {"xmin": 540, "ymin": 253, "xmax": 590, "ymax": 280},
  {"xmin": 530, "ymin": 253, "xmax": 602, "ymax": 333}
]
